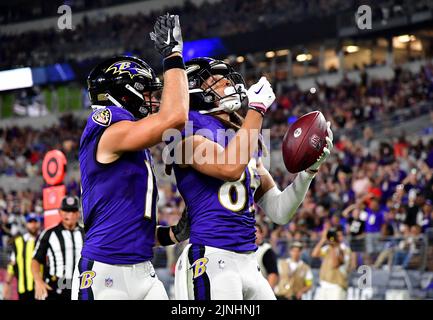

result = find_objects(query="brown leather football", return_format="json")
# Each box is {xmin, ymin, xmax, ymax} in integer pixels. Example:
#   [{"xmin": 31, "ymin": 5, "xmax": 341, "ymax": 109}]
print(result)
[{"xmin": 282, "ymin": 111, "xmax": 327, "ymax": 173}]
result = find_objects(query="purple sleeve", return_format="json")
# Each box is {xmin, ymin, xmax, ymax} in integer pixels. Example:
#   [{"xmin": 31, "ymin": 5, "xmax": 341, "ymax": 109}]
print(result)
[{"xmin": 181, "ymin": 111, "xmax": 212, "ymax": 139}]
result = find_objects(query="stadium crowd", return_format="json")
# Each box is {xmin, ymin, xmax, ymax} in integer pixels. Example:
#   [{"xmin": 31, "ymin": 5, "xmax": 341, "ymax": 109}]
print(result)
[
  {"xmin": 2, "ymin": 0, "xmax": 433, "ymax": 70},
  {"xmin": 0, "ymin": 114, "xmax": 82, "ymax": 177},
  {"xmin": 1, "ymin": 0, "xmax": 350, "ymax": 69}
]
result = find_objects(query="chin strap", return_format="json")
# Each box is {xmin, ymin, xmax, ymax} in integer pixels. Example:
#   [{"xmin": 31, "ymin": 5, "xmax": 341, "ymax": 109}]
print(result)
[
  {"xmin": 101, "ymin": 84, "xmax": 151, "ymax": 115},
  {"xmin": 197, "ymin": 84, "xmax": 246, "ymax": 115},
  {"xmin": 102, "ymin": 84, "xmax": 147, "ymax": 108}
]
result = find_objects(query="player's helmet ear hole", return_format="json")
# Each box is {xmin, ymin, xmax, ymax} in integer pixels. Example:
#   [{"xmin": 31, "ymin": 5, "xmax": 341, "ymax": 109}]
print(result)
[
  {"xmin": 204, "ymin": 95, "xmax": 214, "ymax": 103},
  {"xmin": 188, "ymin": 80, "xmax": 198, "ymax": 88}
]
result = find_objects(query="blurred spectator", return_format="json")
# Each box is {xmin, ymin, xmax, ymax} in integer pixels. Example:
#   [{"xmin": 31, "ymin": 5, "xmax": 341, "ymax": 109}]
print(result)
[
  {"xmin": 3, "ymin": 213, "xmax": 41, "ymax": 300},
  {"xmin": 393, "ymin": 225, "xmax": 423, "ymax": 269},
  {"xmin": 275, "ymin": 241, "xmax": 313, "ymax": 300},
  {"xmin": 311, "ymin": 227, "xmax": 351, "ymax": 300},
  {"xmin": 364, "ymin": 196, "xmax": 386, "ymax": 262},
  {"xmin": 373, "ymin": 212, "xmax": 401, "ymax": 270},
  {"xmin": 342, "ymin": 203, "xmax": 366, "ymax": 253},
  {"xmin": 420, "ymin": 200, "xmax": 433, "ymax": 232}
]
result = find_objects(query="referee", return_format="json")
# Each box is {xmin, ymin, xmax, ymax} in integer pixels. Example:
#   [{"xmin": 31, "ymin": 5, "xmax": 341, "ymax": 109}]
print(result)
[
  {"xmin": 255, "ymin": 223, "xmax": 279, "ymax": 288},
  {"xmin": 31, "ymin": 196, "xmax": 84, "ymax": 300}
]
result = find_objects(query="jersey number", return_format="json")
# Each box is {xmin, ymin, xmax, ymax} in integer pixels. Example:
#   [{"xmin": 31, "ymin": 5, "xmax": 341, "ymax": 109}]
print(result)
[
  {"xmin": 144, "ymin": 160, "xmax": 155, "ymax": 220},
  {"xmin": 218, "ymin": 160, "xmax": 260, "ymax": 213}
]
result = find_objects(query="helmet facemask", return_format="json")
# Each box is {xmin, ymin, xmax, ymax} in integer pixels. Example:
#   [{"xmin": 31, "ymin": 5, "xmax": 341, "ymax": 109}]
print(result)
[
  {"xmin": 189, "ymin": 64, "xmax": 247, "ymax": 115},
  {"xmin": 101, "ymin": 80, "xmax": 162, "ymax": 119},
  {"xmin": 125, "ymin": 83, "xmax": 162, "ymax": 118}
]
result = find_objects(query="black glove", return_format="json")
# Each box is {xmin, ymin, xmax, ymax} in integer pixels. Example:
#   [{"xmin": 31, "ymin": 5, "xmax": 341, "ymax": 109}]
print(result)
[
  {"xmin": 150, "ymin": 13, "xmax": 183, "ymax": 58},
  {"xmin": 171, "ymin": 208, "xmax": 190, "ymax": 242}
]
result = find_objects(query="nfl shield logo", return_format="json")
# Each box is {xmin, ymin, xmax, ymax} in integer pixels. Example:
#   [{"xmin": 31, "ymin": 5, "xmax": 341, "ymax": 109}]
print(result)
[
  {"xmin": 105, "ymin": 277, "xmax": 113, "ymax": 288},
  {"xmin": 309, "ymin": 134, "xmax": 322, "ymax": 151}
]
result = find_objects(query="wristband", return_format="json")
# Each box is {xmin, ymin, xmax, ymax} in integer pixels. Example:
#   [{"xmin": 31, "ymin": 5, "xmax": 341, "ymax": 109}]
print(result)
[
  {"xmin": 248, "ymin": 104, "xmax": 265, "ymax": 117},
  {"xmin": 163, "ymin": 55, "xmax": 185, "ymax": 73},
  {"xmin": 156, "ymin": 226, "xmax": 175, "ymax": 246}
]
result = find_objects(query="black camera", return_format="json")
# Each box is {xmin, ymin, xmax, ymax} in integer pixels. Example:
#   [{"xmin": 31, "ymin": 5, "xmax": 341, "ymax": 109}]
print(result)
[{"xmin": 326, "ymin": 228, "xmax": 337, "ymax": 242}]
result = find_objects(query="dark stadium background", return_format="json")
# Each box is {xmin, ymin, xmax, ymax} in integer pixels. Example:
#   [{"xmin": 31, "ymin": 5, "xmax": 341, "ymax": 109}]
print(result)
[{"xmin": 1, "ymin": 0, "xmax": 433, "ymax": 300}]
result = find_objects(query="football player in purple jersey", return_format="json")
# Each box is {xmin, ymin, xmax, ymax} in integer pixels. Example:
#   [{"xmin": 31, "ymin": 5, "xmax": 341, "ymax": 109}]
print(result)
[
  {"xmin": 72, "ymin": 14, "xmax": 189, "ymax": 300},
  {"xmin": 172, "ymin": 57, "xmax": 333, "ymax": 300}
]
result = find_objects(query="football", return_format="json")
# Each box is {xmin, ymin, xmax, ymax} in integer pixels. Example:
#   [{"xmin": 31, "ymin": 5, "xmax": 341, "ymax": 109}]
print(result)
[{"xmin": 282, "ymin": 111, "xmax": 328, "ymax": 173}]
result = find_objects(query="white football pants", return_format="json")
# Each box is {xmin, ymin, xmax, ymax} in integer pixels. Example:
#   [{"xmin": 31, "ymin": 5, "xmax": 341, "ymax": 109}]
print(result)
[
  {"xmin": 71, "ymin": 256, "xmax": 168, "ymax": 300},
  {"xmin": 175, "ymin": 244, "xmax": 276, "ymax": 300}
]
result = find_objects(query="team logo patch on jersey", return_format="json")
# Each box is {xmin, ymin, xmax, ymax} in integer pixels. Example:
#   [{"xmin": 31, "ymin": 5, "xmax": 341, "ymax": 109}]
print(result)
[
  {"xmin": 92, "ymin": 108, "xmax": 112, "ymax": 127},
  {"xmin": 191, "ymin": 257, "xmax": 209, "ymax": 279},
  {"xmin": 80, "ymin": 271, "xmax": 96, "ymax": 289}
]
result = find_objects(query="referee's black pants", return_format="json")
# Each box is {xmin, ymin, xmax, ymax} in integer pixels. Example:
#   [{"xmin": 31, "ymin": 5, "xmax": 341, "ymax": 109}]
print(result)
[{"xmin": 19, "ymin": 290, "xmax": 35, "ymax": 301}]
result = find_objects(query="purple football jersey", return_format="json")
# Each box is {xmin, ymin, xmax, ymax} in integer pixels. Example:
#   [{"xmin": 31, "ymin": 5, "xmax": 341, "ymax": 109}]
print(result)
[
  {"xmin": 173, "ymin": 111, "xmax": 260, "ymax": 252},
  {"xmin": 79, "ymin": 106, "xmax": 158, "ymax": 264}
]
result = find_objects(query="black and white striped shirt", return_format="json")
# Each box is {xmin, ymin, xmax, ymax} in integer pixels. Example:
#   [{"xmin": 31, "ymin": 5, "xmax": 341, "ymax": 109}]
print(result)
[{"xmin": 33, "ymin": 223, "xmax": 84, "ymax": 280}]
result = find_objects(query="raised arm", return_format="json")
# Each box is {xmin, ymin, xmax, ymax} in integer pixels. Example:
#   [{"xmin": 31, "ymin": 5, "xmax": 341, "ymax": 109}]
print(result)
[
  {"xmin": 180, "ymin": 77, "xmax": 275, "ymax": 181},
  {"xmin": 98, "ymin": 14, "xmax": 189, "ymax": 157}
]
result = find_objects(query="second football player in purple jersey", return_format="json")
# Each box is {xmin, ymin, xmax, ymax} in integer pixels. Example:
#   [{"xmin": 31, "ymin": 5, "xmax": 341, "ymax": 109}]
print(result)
[{"xmin": 173, "ymin": 57, "xmax": 334, "ymax": 300}]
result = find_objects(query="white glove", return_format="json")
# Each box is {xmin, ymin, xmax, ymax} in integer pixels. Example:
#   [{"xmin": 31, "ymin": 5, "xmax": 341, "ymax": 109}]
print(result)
[
  {"xmin": 308, "ymin": 121, "xmax": 334, "ymax": 172},
  {"xmin": 246, "ymin": 76, "xmax": 275, "ymax": 116}
]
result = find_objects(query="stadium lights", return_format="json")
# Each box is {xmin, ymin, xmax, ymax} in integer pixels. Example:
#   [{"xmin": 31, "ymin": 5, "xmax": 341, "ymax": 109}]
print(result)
[
  {"xmin": 397, "ymin": 34, "xmax": 416, "ymax": 43},
  {"xmin": 265, "ymin": 51, "xmax": 276, "ymax": 58},
  {"xmin": 276, "ymin": 49, "xmax": 290, "ymax": 56},
  {"xmin": 0, "ymin": 67, "xmax": 33, "ymax": 91},
  {"xmin": 296, "ymin": 53, "xmax": 312, "ymax": 62},
  {"xmin": 236, "ymin": 56, "xmax": 245, "ymax": 63},
  {"xmin": 344, "ymin": 45, "xmax": 359, "ymax": 53}
]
